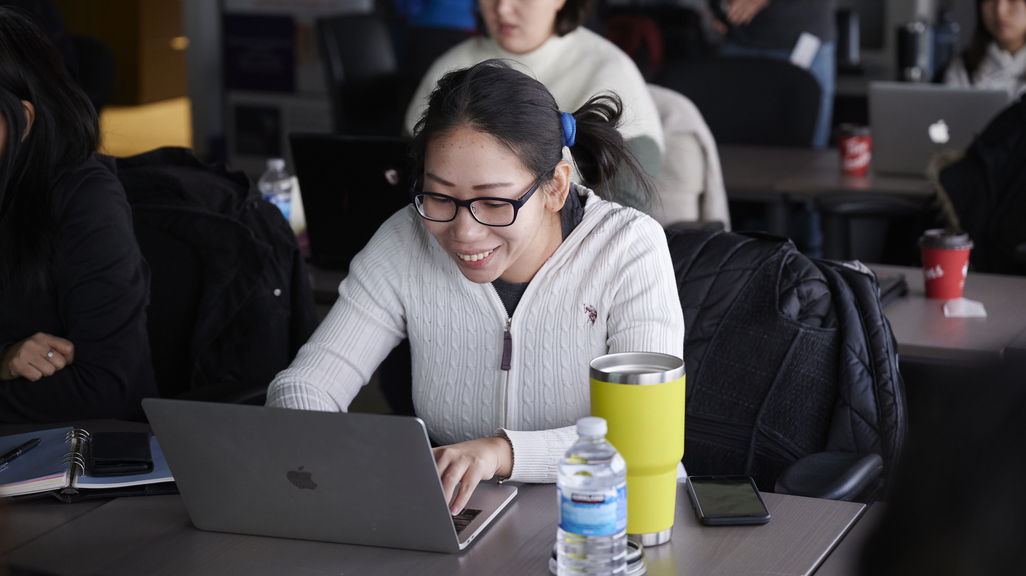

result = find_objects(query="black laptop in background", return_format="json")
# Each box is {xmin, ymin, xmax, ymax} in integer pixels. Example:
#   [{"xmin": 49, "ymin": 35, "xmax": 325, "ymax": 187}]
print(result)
[{"xmin": 290, "ymin": 134, "xmax": 412, "ymax": 270}]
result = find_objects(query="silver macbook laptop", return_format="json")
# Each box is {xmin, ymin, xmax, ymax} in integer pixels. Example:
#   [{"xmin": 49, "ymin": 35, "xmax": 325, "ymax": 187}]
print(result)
[
  {"xmin": 142, "ymin": 399, "xmax": 517, "ymax": 553},
  {"xmin": 869, "ymin": 81, "xmax": 1010, "ymax": 176}
]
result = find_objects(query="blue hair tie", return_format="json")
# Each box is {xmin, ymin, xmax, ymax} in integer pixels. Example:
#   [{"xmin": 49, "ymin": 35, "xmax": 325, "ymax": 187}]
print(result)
[{"xmin": 559, "ymin": 111, "xmax": 576, "ymax": 147}]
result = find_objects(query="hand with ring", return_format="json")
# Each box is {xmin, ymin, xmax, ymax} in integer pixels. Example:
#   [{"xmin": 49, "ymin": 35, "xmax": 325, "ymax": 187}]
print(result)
[{"xmin": 0, "ymin": 332, "xmax": 75, "ymax": 381}]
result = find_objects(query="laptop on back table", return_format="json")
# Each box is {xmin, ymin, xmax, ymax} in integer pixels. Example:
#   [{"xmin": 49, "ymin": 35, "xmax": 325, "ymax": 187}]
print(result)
[
  {"xmin": 869, "ymin": 82, "xmax": 1009, "ymax": 176},
  {"xmin": 142, "ymin": 399, "xmax": 517, "ymax": 553},
  {"xmin": 290, "ymin": 134, "xmax": 412, "ymax": 270}
]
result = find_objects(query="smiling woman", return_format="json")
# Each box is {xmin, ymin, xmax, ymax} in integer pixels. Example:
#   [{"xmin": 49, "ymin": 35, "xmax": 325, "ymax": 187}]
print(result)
[{"xmin": 268, "ymin": 60, "xmax": 683, "ymax": 515}]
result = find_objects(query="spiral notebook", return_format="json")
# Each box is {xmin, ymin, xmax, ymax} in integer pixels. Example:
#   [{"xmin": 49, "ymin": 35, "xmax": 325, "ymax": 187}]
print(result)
[{"xmin": 0, "ymin": 427, "xmax": 175, "ymax": 501}]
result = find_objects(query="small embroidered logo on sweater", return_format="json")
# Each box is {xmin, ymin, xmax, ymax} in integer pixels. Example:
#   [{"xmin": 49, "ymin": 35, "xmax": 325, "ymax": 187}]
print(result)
[{"xmin": 584, "ymin": 305, "xmax": 597, "ymax": 325}]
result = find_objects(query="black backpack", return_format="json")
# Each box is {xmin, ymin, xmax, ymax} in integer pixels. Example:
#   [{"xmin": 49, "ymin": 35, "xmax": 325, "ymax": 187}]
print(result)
[
  {"xmin": 116, "ymin": 148, "xmax": 318, "ymax": 401},
  {"xmin": 667, "ymin": 228, "xmax": 906, "ymax": 495}
]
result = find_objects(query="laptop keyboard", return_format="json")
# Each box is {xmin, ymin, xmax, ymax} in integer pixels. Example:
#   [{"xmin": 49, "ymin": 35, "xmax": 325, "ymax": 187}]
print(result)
[{"xmin": 452, "ymin": 508, "xmax": 482, "ymax": 535}]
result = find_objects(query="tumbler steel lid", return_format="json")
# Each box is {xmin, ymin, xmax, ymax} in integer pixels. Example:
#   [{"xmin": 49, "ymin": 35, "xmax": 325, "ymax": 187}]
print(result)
[{"xmin": 589, "ymin": 352, "xmax": 685, "ymax": 385}]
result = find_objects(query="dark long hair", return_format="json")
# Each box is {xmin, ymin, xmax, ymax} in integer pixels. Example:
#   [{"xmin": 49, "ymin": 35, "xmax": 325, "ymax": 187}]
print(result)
[
  {"xmin": 409, "ymin": 59, "xmax": 652, "ymax": 204},
  {"xmin": 0, "ymin": 7, "xmax": 99, "ymax": 292},
  {"xmin": 961, "ymin": 0, "xmax": 996, "ymax": 82}
]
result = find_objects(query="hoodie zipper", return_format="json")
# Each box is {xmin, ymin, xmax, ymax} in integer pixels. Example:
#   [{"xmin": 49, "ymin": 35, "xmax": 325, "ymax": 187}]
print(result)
[
  {"xmin": 488, "ymin": 284, "xmax": 513, "ymax": 428},
  {"xmin": 501, "ymin": 317, "xmax": 513, "ymax": 370}
]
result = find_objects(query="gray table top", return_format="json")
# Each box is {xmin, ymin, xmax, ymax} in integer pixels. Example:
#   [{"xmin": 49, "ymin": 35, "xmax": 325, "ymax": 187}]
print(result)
[
  {"xmin": 717, "ymin": 145, "xmax": 933, "ymax": 204},
  {"xmin": 872, "ymin": 265, "xmax": 1026, "ymax": 364},
  {"xmin": 3, "ymin": 482, "xmax": 864, "ymax": 576},
  {"xmin": 813, "ymin": 504, "xmax": 885, "ymax": 576}
]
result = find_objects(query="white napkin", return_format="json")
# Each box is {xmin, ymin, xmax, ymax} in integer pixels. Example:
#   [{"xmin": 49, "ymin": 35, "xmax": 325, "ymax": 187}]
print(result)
[{"xmin": 943, "ymin": 297, "xmax": 987, "ymax": 318}]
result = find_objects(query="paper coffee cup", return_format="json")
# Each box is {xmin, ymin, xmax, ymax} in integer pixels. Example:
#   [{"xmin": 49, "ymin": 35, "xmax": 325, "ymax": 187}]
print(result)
[
  {"xmin": 838, "ymin": 124, "xmax": 872, "ymax": 177},
  {"xmin": 919, "ymin": 229, "xmax": 973, "ymax": 299}
]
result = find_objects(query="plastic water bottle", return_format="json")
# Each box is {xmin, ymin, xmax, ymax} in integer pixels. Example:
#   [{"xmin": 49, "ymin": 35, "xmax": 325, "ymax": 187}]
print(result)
[
  {"xmin": 556, "ymin": 417, "xmax": 628, "ymax": 575},
  {"xmin": 258, "ymin": 158, "xmax": 292, "ymax": 222}
]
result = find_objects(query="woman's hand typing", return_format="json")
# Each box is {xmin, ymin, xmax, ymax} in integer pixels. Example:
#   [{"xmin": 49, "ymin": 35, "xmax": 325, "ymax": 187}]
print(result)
[
  {"xmin": 0, "ymin": 332, "xmax": 74, "ymax": 381},
  {"xmin": 433, "ymin": 436, "xmax": 513, "ymax": 515}
]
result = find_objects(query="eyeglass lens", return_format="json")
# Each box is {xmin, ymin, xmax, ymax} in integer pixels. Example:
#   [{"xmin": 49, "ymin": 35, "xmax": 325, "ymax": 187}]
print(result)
[{"xmin": 415, "ymin": 196, "xmax": 517, "ymax": 226}]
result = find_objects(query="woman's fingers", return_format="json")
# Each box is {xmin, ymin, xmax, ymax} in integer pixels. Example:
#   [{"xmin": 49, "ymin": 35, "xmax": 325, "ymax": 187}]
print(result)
[
  {"xmin": 433, "ymin": 437, "xmax": 510, "ymax": 515},
  {"xmin": 450, "ymin": 473, "xmax": 484, "ymax": 516},
  {"xmin": 42, "ymin": 334, "xmax": 75, "ymax": 363},
  {"xmin": 0, "ymin": 332, "xmax": 74, "ymax": 381}
]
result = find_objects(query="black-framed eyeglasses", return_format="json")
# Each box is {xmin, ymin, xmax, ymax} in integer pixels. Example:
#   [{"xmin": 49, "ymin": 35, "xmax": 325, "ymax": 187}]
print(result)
[{"xmin": 409, "ymin": 177, "xmax": 545, "ymax": 227}]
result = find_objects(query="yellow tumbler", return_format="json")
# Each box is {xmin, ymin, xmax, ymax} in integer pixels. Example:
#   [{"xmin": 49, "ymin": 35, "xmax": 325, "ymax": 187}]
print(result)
[{"xmin": 590, "ymin": 352, "xmax": 685, "ymax": 546}]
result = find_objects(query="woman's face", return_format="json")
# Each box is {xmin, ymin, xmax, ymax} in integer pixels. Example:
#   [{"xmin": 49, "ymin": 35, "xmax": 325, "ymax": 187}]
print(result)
[
  {"xmin": 478, "ymin": 0, "xmax": 568, "ymax": 54},
  {"xmin": 421, "ymin": 126, "xmax": 566, "ymax": 285},
  {"xmin": 981, "ymin": 0, "xmax": 1026, "ymax": 54}
]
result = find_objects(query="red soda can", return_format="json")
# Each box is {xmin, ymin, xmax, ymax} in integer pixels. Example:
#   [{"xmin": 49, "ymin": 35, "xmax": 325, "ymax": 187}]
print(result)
[{"xmin": 838, "ymin": 124, "xmax": 872, "ymax": 176}]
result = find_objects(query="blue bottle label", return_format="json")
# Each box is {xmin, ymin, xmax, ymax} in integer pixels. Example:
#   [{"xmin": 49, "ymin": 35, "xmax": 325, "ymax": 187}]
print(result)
[
  {"xmin": 558, "ymin": 482, "xmax": 627, "ymax": 536},
  {"xmin": 263, "ymin": 193, "xmax": 291, "ymax": 221}
]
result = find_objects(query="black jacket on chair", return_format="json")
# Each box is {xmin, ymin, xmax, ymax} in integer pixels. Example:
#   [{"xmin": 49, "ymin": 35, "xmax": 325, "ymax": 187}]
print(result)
[
  {"xmin": 116, "ymin": 148, "xmax": 318, "ymax": 402},
  {"xmin": 667, "ymin": 228, "xmax": 906, "ymax": 500}
]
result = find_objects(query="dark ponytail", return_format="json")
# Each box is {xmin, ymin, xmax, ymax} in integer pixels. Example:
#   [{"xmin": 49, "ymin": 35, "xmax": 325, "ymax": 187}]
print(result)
[
  {"xmin": 410, "ymin": 59, "xmax": 653, "ymax": 208},
  {"xmin": 568, "ymin": 93, "xmax": 654, "ymax": 208}
]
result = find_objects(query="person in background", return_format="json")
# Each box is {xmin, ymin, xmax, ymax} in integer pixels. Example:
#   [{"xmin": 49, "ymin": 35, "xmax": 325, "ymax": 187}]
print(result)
[
  {"xmin": 0, "ymin": 8, "xmax": 156, "ymax": 422},
  {"xmin": 944, "ymin": 0, "xmax": 1026, "ymax": 97},
  {"xmin": 713, "ymin": 0, "xmax": 836, "ymax": 149},
  {"xmin": 270, "ymin": 60, "xmax": 683, "ymax": 514},
  {"xmin": 403, "ymin": 0, "xmax": 664, "ymax": 212}
]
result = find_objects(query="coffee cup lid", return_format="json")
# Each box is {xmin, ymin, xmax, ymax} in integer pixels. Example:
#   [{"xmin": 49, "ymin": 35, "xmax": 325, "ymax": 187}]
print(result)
[
  {"xmin": 838, "ymin": 123, "xmax": 870, "ymax": 136},
  {"xmin": 919, "ymin": 228, "xmax": 973, "ymax": 250}
]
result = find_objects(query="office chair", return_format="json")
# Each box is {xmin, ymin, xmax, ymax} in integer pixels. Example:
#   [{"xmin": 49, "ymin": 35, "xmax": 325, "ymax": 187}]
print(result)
[
  {"xmin": 666, "ymin": 226, "xmax": 906, "ymax": 501},
  {"xmin": 653, "ymin": 56, "xmax": 821, "ymax": 147},
  {"xmin": 815, "ymin": 192, "xmax": 930, "ymax": 264},
  {"xmin": 317, "ymin": 14, "xmax": 406, "ymax": 136}
]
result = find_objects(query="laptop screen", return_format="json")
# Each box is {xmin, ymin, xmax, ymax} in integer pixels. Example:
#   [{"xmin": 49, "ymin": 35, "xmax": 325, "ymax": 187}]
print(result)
[{"xmin": 290, "ymin": 134, "xmax": 413, "ymax": 270}]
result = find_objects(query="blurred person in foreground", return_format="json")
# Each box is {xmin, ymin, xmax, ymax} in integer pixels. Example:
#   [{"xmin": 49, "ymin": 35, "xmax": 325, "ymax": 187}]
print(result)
[
  {"xmin": 0, "ymin": 7, "xmax": 156, "ymax": 423},
  {"xmin": 859, "ymin": 362, "xmax": 1026, "ymax": 576}
]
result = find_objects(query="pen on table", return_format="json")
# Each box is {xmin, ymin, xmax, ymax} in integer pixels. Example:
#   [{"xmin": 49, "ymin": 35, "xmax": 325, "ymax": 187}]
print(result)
[{"xmin": 0, "ymin": 437, "xmax": 42, "ymax": 468}]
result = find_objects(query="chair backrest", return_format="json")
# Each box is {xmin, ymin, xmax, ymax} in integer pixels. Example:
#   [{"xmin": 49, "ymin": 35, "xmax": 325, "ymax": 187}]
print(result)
[
  {"xmin": 647, "ymin": 84, "xmax": 731, "ymax": 229},
  {"xmin": 117, "ymin": 147, "xmax": 318, "ymax": 403},
  {"xmin": 654, "ymin": 56, "xmax": 821, "ymax": 147},
  {"xmin": 666, "ymin": 228, "xmax": 906, "ymax": 491},
  {"xmin": 317, "ymin": 14, "xmax": 405, "ymax": 136},
  {"xmin": 814, "ymin": 192, "xmax": 929, "ymax": 264}
]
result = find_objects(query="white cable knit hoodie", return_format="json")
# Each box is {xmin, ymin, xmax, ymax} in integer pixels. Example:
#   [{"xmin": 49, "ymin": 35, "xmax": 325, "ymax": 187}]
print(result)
[{"xmin": 267, "ymin": 186, "xmax": 684, "ymax": 483}]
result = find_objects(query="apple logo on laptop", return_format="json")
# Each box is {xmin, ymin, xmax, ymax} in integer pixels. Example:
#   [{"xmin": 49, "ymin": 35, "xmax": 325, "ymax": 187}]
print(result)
[
  {"xmin": 287, "ymin": 466, "xmax": 317, "ymax": 490},
  {"xmin": 929, "ymin": 120, "xmax": 950, "ymax": 144}
]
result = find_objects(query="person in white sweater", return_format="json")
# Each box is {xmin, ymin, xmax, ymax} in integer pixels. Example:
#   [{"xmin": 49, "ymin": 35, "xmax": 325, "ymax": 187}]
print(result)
[
  {"xmin": 944, "ymin": 0, "xmax": 1026, "ymax": 97},
  {"xmin": 403, "ymin": 0, "xmax": 663, "ymax": 212},
  {"xmin": 268, "ymin": 60, "xmax": 684, "ymax": 515}
]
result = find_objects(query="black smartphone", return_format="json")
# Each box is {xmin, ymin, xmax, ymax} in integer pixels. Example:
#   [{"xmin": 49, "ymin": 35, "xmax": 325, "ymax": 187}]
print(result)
[{"xmin": 685, "ymin": 475, "xmax": 771, "ymax": 526}]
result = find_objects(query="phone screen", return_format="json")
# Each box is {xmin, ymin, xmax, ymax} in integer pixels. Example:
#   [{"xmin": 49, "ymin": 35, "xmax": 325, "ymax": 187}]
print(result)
[{"xmin": 687, "ymin": 476, "xmax": 770, "ymax": 525}]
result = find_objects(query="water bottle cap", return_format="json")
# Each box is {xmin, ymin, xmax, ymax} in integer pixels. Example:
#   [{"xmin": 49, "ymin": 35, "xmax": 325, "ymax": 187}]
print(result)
[
  {"xmin": 577, "ymin": 417, "xmax": 607, "ymax": 437},
  {"xmin": 267, "ymin": 158, "xmax": 286, "ymax": 171}
]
